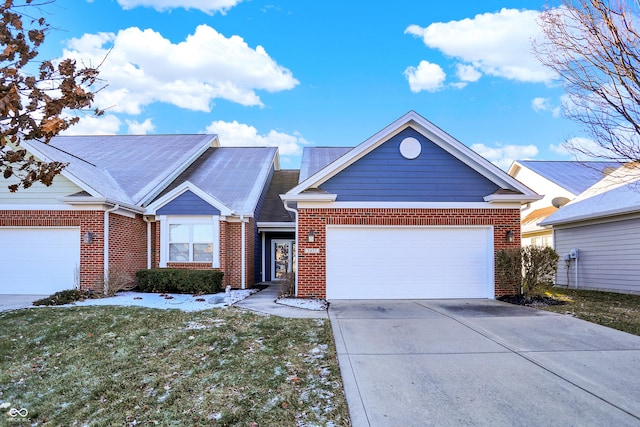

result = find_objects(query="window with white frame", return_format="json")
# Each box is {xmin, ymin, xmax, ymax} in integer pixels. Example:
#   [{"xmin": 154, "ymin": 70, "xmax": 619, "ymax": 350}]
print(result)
[{"xmin": 160, "ymin": 216, "xmax": 220, "ymax": 267}]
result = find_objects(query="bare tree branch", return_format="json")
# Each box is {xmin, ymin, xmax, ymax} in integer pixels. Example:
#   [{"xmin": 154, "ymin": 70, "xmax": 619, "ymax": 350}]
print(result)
[
  {"xmin": 534, "ymin": 0, "xmax": 640, "ymax": 165},
  {"xmin": 0, "ymin": 0, "xmax": 104, "ymax": 192}
]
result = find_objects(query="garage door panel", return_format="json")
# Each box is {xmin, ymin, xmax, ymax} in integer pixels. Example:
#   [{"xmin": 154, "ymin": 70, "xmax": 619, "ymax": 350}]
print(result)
[
  {"xmin": 0, "ymin": 228, "xmax": 80, "ymax": 295},
  {"xmin": 326, "ymin": 226, "xmax": 493, "ymax": 299}
]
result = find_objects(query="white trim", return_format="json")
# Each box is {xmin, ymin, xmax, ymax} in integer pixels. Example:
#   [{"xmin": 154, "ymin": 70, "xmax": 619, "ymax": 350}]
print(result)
[
  {"xmin": 484, "ymin": 194, "xmax": 543, "ymax": 204},
  {"xmin": 261, "ymin": 232, "xmax": 266, "ymax": 282},
  {"xmin": 59, "ymin": 196, "xmax": 143, "ymax": 213},
  {"xmin": 145, "ymin": 181, "xmax": 234, "ymax": 216},
  {"xmin": 280, "ymin": 193, "xmax": 337, "ymax": 202},
  {"xmin": 296, "ymin": 201, "xmax": 521, "ymax": 209},
  {"xmin": 158, "ymin": 215, "xmax": 220, "ymax": 268},
  {"xmin": 286, "ymin": 111, "xmax": 539, "ymax": 198}
]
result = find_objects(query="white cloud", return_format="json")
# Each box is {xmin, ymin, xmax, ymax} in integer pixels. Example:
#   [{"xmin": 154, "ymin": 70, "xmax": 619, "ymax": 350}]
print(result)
[
  {"xmin": 61, "ymin": 114, "xmax": 122, "ymax": 135},
  {"xmin": 532, "ymin": 96, "xmax": 561, "ymax": 117},
  {"xmin": 471, "ymin": 142, "xmax": 539, "ymax": 170},
  {"xmin": 60, "ymin": 25, "xmax": 298, "ymax": 114},
  {"xmin": 117, "ymin": 0, "xmax": 242, "ymax": 15},
  {"xmin": 126, "ymin": 118, "xmax": 155, "ymax": 134},
  {"xmin": 549, "ymin": 137, "xmax": 613, "ymax": 160},
  {"xmin": 206, "ymin": 120, "xmax": 309, "ymax": 156},
  {"xmin": 403, "ymin": 60, "xmax": 446, "ymax": 93},
  {"xmin": 456, "ymin": 64, "xmax": 481, "ymax": 82},
  {"xmin": 406, "ymin": 8, "xmax": 555, "ymax": 84}
]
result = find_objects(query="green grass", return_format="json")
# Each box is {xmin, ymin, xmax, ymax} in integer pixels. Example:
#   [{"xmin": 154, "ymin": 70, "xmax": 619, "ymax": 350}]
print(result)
[
  {"xmin": 0, "ymin": 306, "xmax": 350, "ymax": 426},
  {"xmin": 538, "ymin": 287, "xmax": 640, "ymax": 336}
]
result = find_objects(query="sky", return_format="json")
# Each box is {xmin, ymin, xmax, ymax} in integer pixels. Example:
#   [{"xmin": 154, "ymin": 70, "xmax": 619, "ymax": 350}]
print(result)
[{"xmin": 29, "ymin": 0, "xmax": 590, "ymax": 170}]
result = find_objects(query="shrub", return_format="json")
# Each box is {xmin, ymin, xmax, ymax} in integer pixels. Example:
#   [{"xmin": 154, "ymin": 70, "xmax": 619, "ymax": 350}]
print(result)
[
  {"xmin": 135, "ymin": 269, "xmax": 224, "ymax": 294},
  {"xmin": 496, "ymin": 246, "xmax": 560, "ymax": 296},
  {"xmin": 278, "ymin": 272, "xmax": 296, "ymax": 298},
  {"xmin": 100, "ymin": 269, "xmax": 137, "ymax": 296},
  {"xmin": 33, "ymin": 289, "xmax": 100, "ymax": 306}
]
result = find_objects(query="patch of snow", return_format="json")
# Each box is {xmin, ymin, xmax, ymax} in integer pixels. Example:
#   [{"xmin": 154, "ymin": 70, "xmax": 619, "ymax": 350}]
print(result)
[
  {"xmin": 58, "ymin": 289, "xmax": 257, "ymax": 312},
  {"xmin": 276, "ymin": 297, "xmax": 328, "ymax": 311}
]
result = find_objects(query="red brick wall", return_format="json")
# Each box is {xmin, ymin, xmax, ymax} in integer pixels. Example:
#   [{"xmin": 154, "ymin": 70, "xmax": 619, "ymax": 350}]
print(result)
[
  {"xmin": 153, "ymin": 218, "xmax": 255, "ymax": 289},
  {"xmin": 0, "ymin": 210, "xmax": 105, "ymax": 291},
  {"xmin": 107, "ymin": 213, "xmax": 147, "ymax": 289},
  {"xmin": 296, "ymin": 207, "xmax": 521, "ymax": 298}
]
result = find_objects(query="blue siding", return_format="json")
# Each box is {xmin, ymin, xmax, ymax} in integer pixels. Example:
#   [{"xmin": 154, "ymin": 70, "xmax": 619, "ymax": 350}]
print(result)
[
  {"xmin": 157, "ymin": 190, "xmax": 221, "ymax": 215},
  {"xmin": 321, "ymin": 127, "xmax": 500, "ymax": 202}
]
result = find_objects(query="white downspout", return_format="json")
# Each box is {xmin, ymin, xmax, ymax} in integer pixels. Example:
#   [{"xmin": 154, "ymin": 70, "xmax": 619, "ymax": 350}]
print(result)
[
  {"xmin": 103, "ymin": 204, "xmax": 120, "ymax": 294},
  {"xmin": 240, "ymin": 214, "xmax": 246, "ymax": 290},
  {"xmin": 261, "ymin": 232, "xmax": 266, "ymax": 282},
  {"xmin": 282, "ymin": 200, "xmax": 298, "ymax": 296},
  {"xmin": 143, "ymin": 216, "xmax": 152, "ymax": 269}
]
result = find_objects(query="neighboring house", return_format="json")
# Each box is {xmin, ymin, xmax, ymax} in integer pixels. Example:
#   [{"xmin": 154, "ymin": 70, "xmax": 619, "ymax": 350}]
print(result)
[
  {"xmin": 282, "ymin": 111, "xmax": 540, "ymax": 300},
  {"xmin": 508, "ymin": 160, "xmax": 619, "ymax": 247},
  {"xmin": 0, "ymin": 135, "xmax": 282, "ymax": 295},
  {"xmin": 540, "ymin": 163, "xmax": 640, "ymax": 295},
  {"xmin": 0, "ymin": 111, "xmax": 543, "ymax": 300}
]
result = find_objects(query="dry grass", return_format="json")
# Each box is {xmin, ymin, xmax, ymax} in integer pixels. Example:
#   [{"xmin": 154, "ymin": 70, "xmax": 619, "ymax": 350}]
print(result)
[
  {"xmin": 0, "ymin": 306, "xmax": 350, "ymax": 426},
  {"xmin": 538, "ymin": 287, "xmax": 640, "ymax": 336}
]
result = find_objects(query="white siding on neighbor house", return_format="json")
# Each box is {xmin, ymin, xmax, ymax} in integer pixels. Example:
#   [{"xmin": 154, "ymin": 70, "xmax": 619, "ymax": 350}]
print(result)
[
  {"xmin": 0, "ymin": 174, "xmax": 82, "ymax": 205},
  {"xmin": 554, "ymin": 216, "xmax": 640, "ymax": 294}
]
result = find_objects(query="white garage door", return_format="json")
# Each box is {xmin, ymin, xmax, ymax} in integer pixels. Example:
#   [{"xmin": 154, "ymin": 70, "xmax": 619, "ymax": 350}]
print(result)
[
  {"xmin": 0, "ymin": 227, "xmax": 80, "ymax": 295},
  {"xmin": 326, "ymin": 226, "xmax": 493, "ymax": 299}
]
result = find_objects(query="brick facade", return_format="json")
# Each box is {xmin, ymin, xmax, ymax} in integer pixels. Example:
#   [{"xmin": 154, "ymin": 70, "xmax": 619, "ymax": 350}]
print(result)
[{"xmin": 296, "ymin": 207, "xmax": 521, "ymax": 298}]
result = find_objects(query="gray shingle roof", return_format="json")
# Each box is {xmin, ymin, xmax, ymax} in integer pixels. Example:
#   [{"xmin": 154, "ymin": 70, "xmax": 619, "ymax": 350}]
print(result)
[
  {"xmin": 155, "ymin": 147, "xmax": 278, "ymax": 214},
  {"xmin": 258, "ymin": 170, "xmax": 299, "ymax": 223},
  {"xmin": 518, "ymin": 160, "xmax": 620, "ymax": 195},
  {"xmin": 299, "ymin": 147, "xmax": 353, "ymax": 182},
  {"xmin": 47, "ymin": 135, "xmax": 213, "ymax": 205}
]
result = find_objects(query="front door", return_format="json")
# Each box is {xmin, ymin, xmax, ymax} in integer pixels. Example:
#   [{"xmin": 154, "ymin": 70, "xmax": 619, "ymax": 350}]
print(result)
[{"xmin": 272, "ymin": 240, "xmax": 296, "ymax": 280}]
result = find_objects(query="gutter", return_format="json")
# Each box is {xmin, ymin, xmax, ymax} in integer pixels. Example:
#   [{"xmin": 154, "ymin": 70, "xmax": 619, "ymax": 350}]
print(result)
[
  {"xmin": 240, "ymin": 214, "xmax": 247, "ymax": 289},
  {"xmin": 142, "ymin": 216, "xmax": 153, "ymax": 269}
]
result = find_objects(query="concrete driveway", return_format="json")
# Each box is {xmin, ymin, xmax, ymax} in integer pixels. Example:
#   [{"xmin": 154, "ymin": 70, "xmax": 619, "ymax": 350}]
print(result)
[
  {"xmin": 329, "ymin": 299, "xmax": 640, "ymax": 427},
  {"xmin": 0, "ymin": 295, "xmax": 46, "ymax": 312}
]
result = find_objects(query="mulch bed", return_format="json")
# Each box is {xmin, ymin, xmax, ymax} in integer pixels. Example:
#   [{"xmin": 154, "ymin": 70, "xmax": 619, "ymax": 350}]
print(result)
[{"xmin": 498, "ymin": 294, "xmax": 567, "ymax": 307}]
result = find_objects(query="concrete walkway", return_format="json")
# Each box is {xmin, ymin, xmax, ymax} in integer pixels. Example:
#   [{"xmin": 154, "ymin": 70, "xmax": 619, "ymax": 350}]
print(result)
[
  {"xmin": 329, "ymin": 299, "xmax": 640, "ymax": 427},
  {"xmin": 234, "ymin": 283, "xmax": 328, "ymax": 319}
]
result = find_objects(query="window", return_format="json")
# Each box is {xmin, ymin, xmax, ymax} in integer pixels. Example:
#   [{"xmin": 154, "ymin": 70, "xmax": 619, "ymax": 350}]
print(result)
[
  {"xmin": 169, "ymin": 223, "xmax": 213, "ymax": 262},
  {"xmin": 160, "ymin": 216, "xmax": 219, "ymax": 267}
]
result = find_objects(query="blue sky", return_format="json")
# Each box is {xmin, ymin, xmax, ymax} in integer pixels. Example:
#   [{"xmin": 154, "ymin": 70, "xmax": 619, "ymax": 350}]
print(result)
[{"xmin": 34, "ymin": 0, "xmax": 586, "ymax": 169}]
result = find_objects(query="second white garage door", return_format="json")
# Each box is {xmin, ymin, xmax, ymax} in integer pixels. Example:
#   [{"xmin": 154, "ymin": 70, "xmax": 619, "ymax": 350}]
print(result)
[
  {"xmin": 326, "ymin": 226, "xmax": 493, "ymax": 299},
  {"xmin": 0, "ymin": 227, "xmax": 81, "ymax": 295}
]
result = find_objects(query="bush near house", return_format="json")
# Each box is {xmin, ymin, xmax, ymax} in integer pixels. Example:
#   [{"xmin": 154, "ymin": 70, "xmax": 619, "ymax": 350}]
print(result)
[
  {"xmin": 496, "ymin": 246, "xmax": 560, "ymax": 296},
  {"xmin": 33, "ymin": 289, "xmax": 100, "ymax": 306},
  {"xmin": 136, "ymin": 269, "xmax": 224, "ymax": 294}
]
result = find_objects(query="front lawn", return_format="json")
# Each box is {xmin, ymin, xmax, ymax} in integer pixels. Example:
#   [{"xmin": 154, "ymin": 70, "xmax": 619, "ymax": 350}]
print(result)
[
  {"xmin": 536, "ymin": 287, "xmax": 640, "ymax": 337},
  {"xmin": 0, "ymin": 306, "xmax": 350, "ymax": 426}
]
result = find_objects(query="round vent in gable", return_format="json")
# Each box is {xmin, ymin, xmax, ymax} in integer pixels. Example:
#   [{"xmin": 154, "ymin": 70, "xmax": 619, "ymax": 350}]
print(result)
[{"xmin": 399, "ymin": 137, "xmax": 421, "ymax": 159}]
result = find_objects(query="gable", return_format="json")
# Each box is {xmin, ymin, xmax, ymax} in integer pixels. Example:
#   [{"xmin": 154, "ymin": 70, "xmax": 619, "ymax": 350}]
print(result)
[
  {"xmin": 157, "ymin": 190, "xmax": 221, "ymax": 215},
  {"xmin": 0, "ymin": 173, "xmax": 84, "ymax": 205},
  {"xmin": 319, "ymin": 127, "xmax": 500, "ymax": 202}
]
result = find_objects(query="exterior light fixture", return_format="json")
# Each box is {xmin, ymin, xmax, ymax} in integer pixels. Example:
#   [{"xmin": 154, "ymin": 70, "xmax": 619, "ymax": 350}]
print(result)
[
  {"xmin": 308, "ymin": 230, "xmax": 315, "ymax": 243},
  {"xmin": 505, "ymin": 230, "xmax": 514, "ymax": 243},
  {"xmin": 83, "ymin": 231, "xmax": 95, "ymax": 244}
]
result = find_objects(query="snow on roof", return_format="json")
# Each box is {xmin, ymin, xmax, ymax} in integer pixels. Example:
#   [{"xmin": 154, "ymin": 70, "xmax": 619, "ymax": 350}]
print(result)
[
  {"xmin": 540, "ymin": 163, "xmax": 640, "ymax": 226},
  {"xmin": 518, "ymin": 160, "xmax": 620, "ymax": 195}
]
